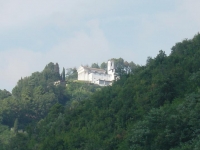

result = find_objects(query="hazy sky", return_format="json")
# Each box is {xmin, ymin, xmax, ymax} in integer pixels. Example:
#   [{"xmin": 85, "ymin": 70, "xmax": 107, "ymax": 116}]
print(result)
[{"xmin": 0, "ymin": 0, "xmax": 200, "ymax": 91}]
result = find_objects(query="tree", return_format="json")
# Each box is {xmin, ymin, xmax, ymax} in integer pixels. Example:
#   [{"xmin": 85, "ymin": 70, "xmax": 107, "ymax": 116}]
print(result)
[
  {"xmin": 100, "ymin": 62, "xmax": 107, "ymax": 70},
  {"xmin": 91, "ymin": 63, "xmax": 100, "ymax": 68},
  {"xmin": 61, "ymin": 67, "xmax": 65, "ymax": 81},
  {"xmin": 0, "ymin": 89, "xmax": 11, "ymax": 100},
  {"xmin": 66, "ymin": 68, "xmax": 78, "ymax": 81},
  {"xmin": 13, "ymin": 118, "xmax": 18, "ymax": 134},
  {"xmin": 54, "ymin": 63, "xmax": 60, "ymax": 74}
]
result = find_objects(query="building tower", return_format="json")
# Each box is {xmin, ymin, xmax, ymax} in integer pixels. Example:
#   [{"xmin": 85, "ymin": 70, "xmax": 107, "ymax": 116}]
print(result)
[{"xmin": 107, "ymin": 59, "xmax": 115, "ymax": 80}]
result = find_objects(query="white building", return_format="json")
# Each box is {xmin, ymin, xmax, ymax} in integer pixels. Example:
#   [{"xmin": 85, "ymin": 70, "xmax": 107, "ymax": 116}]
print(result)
[{"xmin": 77, "ymin": 60, "xmax": 115, "ymax": 86}]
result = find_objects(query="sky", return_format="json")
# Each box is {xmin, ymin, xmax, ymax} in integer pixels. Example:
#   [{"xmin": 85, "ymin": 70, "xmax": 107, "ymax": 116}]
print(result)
[{"xmin": 0, "ymin": 0, "xmax": 200, "ymax": 91}]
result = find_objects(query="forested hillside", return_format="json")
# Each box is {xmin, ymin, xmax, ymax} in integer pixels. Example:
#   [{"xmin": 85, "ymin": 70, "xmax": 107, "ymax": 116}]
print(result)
[{"xmin": 1, "ymin": 33, "xmax": 200, "ymax": 149}]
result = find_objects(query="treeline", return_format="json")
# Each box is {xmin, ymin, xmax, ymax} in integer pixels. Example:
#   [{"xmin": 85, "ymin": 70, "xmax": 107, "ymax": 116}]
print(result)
[
  {"xmin": 0, "ymin": 59, "xmax": 110, "ymax": 149},
  {"xmin": 0, "ymin": 63, "xmax": 68, "ymax": 129},
  {"xmin": 1, "ymin": 33, "xmax": 200, "ymax": 149},
  {"xmin": 91, "ymin": 58, "xmax": 139, "ymax": 76}
]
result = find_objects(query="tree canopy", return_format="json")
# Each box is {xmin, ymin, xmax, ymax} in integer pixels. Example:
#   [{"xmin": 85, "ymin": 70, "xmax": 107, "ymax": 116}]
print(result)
[{"xmin": 1, "ymin": 33, "xmax": 200, "ymax": 149}]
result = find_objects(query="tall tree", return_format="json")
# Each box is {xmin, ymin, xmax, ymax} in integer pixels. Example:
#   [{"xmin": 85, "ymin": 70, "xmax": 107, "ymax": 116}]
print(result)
[
  {"xmin": 100, "ymin": 62, "xmax": 107, "ymax": 70},
  {"xmin": 54, "ymin": 63, "xmax": 60, "ymax": 74},
  {"xmin": 62, "ymin": 67, "xmax": 65, "ymax": 81},
  {"xmin": 13, "ymin": 118, "xmax": 18, "ymax": 134}
]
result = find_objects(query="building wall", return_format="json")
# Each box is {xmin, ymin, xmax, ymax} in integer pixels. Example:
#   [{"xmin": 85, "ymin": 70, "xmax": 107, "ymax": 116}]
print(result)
[
  {"xmin": 95, "ymin": 79, "xmax": 112, "ymax": 86},
  {"xmin": 77, "ymin": 67, "xmax": 89, "ymax": 81},
  {"xmin": 78, "ymin": 71, "xmax": 85, "ymax": 80},
  {"xmin": 77, "ymin": 60, "xmax": 116, "ymax": 86},
  {"xmin": 90, "ymin": 73, "xmax": 111, "ymax": 83}
]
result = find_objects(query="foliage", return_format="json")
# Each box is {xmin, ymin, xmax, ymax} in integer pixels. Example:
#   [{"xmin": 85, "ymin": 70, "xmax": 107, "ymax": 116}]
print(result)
[
  {"xmin": 0, "ymin": 89, "xmax": 11, "ymax": 100},
  {"xmin": 2, "ymin": 33, "xmax": 200, "ymax": 149},
  {"xmin": 112, "ymin": 58, "xmax": 139, "ymax": 76},
  {"xmin": 61, "ymin": 67, "xmax": 65, "ymax": 81},
  {"xmin": 0, "ymin": 62, "xmax": 69, "ymax": 129},
  {"xmin": 91, "ymin": 63, "xmax": 100, "ymax": 68},
  {"xmin": 66, "ymin": 68, "xmax": 78, "ymax": 81},
  {"xmin": 100, "ymin": 62, "xmax": 107, "ymax": 70},
  {"xmin": 0, "ymin": 124, "xmax": 15, "ymax": 150}
]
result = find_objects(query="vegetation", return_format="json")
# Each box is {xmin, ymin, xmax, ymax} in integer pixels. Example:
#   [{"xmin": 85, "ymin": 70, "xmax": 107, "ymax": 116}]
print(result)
[{"xmin": 1, "ymin": 33, "xmax": 200, "ymax": 149}]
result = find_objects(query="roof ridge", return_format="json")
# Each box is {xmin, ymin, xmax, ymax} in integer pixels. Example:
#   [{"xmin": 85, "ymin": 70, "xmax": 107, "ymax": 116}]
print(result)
[{"xmin": 83, "ymin": 66, "xmax": 104, "ymax": 70}]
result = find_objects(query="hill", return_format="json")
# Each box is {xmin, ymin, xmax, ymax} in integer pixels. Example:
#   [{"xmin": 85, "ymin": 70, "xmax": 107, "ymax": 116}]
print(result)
[{"xmin": 1, "ymin": 33, "xmax": 200, "ymax": 149}]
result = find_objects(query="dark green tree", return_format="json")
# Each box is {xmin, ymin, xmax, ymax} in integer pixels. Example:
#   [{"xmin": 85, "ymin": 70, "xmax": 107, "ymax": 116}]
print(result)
[
  {"xmin": 91, "ymin": 63, "xmax": 100, "ymax": 68},
  {"xmin": 62, "ymin": 67, "xmax": 65, "ymax": 81},
  {"xmin": 66, "ymin": 68, "xmax": 78, "ymax": 81},
  {"xmin": 0, "ymin": 89, "xmax": 11, "ymax": 100},
  {"xmin": 100, "ymin": 62, "xmax": 107, "ymax": 70},
  {"xmin": 13, "ymin": 118, "xmax": 18, "ymax": 134}
]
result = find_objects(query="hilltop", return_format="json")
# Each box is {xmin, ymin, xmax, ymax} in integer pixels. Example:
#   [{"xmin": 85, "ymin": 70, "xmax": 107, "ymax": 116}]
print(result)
[{"xmin": 1, "ymin": 33, "xmax": 200, "ymax": 149}]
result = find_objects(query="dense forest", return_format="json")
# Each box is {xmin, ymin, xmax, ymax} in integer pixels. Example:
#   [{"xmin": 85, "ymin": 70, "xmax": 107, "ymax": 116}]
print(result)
[{"xmin": 1, "ymin": 33, "xmax": 200, "ymax": 149}]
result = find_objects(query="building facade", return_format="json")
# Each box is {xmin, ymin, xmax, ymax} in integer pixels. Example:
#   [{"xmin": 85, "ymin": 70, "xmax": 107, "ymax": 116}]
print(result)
[{"xmin": 77, "ymin": 60, "xmax": 115, "ymax": 86}]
